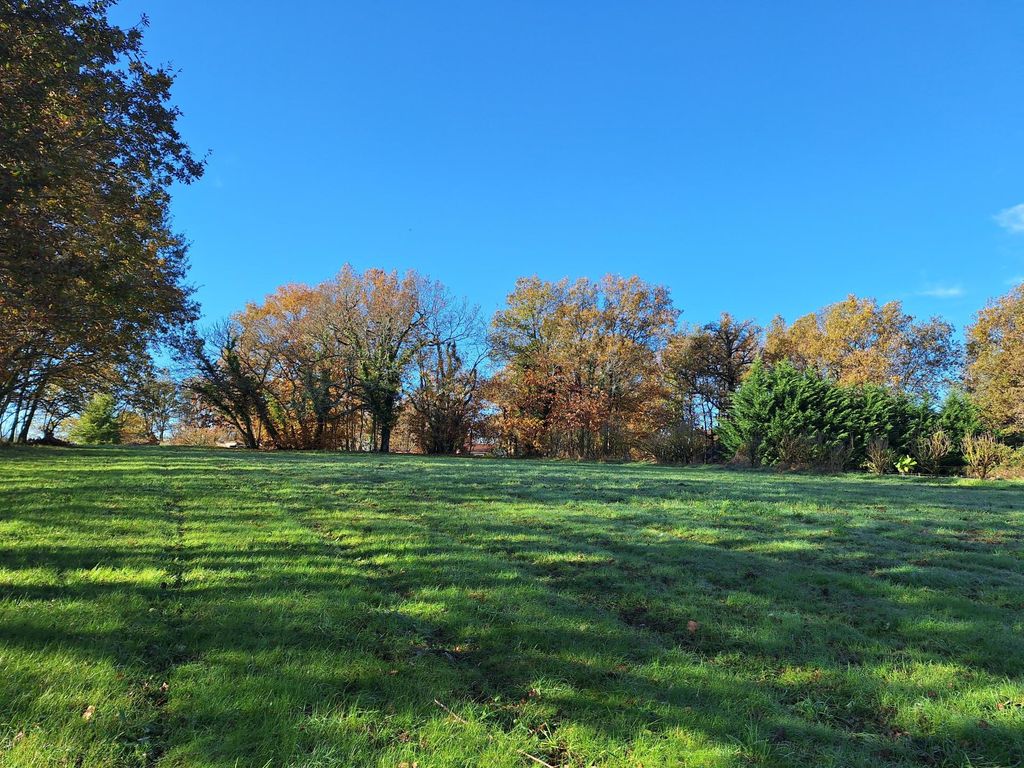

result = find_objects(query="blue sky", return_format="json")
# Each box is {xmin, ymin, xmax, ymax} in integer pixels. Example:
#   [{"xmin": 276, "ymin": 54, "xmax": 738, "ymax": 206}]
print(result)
[{"xmin": 112, "ymin": 1, "xmax": 1024, "ymax": 332}]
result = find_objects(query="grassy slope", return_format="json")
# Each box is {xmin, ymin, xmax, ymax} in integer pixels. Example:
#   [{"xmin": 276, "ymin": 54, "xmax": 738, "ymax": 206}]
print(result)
[{"xmin": 0, "ymin": 447, "xmax": 1022, "ymax": 768}]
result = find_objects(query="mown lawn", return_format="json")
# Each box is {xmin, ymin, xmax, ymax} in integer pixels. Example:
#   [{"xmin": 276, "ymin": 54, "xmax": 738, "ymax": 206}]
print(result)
[{"xmin": 0, "ymin": 447, "xmax": 1021, "ymax": 767}]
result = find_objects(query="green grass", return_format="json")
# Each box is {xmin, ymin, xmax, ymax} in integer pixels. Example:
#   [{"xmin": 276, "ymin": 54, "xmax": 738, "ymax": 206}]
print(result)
[{"xmin": 1, "ymin": 447, "xmax": 1022, "ymax": 767}]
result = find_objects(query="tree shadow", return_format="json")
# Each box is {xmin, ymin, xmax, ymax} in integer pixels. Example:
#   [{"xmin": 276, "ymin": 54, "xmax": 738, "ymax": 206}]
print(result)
[{"xmin": 1, "ymin": 447, "xmax": 1021, "ymax": 766}]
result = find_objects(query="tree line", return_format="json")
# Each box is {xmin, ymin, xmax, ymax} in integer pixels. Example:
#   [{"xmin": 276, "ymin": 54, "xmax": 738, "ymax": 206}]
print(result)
[
  {"xmin": 149, "ymin": 269, "xmax": 1019, "ymax": 472},
  {"xmin": 3, "ymin": 1, "xmax": 1023, "ymax": 477},
  {"xmin": 177, "ymin": 267, "xmax": 484, "ymax": 453}
]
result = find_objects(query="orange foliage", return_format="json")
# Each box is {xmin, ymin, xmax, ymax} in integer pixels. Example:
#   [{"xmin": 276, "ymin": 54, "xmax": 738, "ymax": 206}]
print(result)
[{"xmin": 488, "ymin": 275, "xmax": 677, "ymax": 459}]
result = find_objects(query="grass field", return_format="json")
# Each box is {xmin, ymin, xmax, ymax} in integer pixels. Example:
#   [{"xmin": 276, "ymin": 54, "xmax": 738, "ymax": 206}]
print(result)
[{"xmin": 0, "ymin": 447, "xmax": 1022, "ymax": 768}]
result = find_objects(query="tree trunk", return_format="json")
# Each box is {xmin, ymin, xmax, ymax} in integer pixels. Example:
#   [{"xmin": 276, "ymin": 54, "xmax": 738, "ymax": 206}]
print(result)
[
  {"xmin": 16, "ymin": 385, "xmax": 44, "ymax": 443},
  {"xmin": 17, "ymin": 398, "xmax": 38, "ymax": 443}
]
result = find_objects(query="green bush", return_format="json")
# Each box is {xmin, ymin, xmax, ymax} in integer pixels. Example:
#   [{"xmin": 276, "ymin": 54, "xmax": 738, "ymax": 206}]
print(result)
[
  {"xmin": 70, "ymin": 394, "xmax": 121, "ymax": 445},
  {"xmin": 894, "ymin": 455, "xmax": 917, "ymax": 475},
  {"xmin": 938, "ymin": 389, "xmax": 983, "ymax": 466},
  {"xmin": 720, "ymin": 361, "xmax": 933, "ymax": 471}
]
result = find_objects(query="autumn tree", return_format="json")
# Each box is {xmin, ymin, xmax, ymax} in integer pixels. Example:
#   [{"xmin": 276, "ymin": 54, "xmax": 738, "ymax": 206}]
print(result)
[
  {"xmin": 232, "ymin": 283, "xmax": 357, "ymax": 449},
  {"xmin": 178, "ymin": 323, "xmax": 280, "ymax": 449},
  {"xmin": 1, "ymin": 1, "xmax": 203, "ymax": 442},
  {"xmin": 325, "ymin": 267, "xmax": 469, "ymax": 453},
  {"xmin": 489, "ymin": 275, "xmax": 678, "ymax": 459},
  {"xmin": 662, "ymin": 313, "xmax": 762, "ymax": 434},
  {"xmin": 573, "ymin": 275, "xmax": 678, "ymax": 458},
  {"xmin": 487, "ymin": 277, "xmax": 565, "ymax": 456},
  {"xmin": 408, "ymin": 341, "xmax": 486, "ymax": 454},
  {"xmin": 764, "ymin": 295, "xmax": 959, "ymax": 397},
  {"xmin": 407, "ymin": 300, "xmax": 487, "ymax": 454},
  {"xmin": 177, "ymin": 267, "xmax": 475, "ymax": 452},
  {"xmin": 966, "ymin": 285, "xmax": 1024, "ymax": 439},
  {"xmin": 125, "ymin": 368, "xmax": 182, "ymax": 442}
]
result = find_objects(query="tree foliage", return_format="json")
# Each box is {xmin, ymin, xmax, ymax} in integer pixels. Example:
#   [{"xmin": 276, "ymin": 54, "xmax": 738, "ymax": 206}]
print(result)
[
  {"xmin": 661, "ymin": 313, "xmax": 762, "ymax": 455},
  {"xmin": 0, "ymin": 0, "xmax": 203, "ymax": 442},
  {"xmin": 125, "ymin": 367, "xmax": 182, "ymax": 442},
  {"xmin": 178, "ymin": 267, "xmax": 478, "ymax": 451},
  {"xmin": 488, "ymin": 275, "xmax": 677, "ymax": 459},
  {"xmin": 408, "ymin": 340, "xmax": 485, "ymax": 454},
  {"xmin": 966, "ymin": 284, "xmax": 1024, "ymax": 440},
  {"xmin": 764, "ymin": 295, "xmax": 959, "ymax": 398},
  {"xmin": 69, "ymin": 392, "xmax": 120, "ymax": 445},
  {"xmin": 719, "ymin": 361, "xmax": 933, "ymax": 470},
  {"xmin": 330, "ymin": 267, "xmax": 450, "ymax": 452}
]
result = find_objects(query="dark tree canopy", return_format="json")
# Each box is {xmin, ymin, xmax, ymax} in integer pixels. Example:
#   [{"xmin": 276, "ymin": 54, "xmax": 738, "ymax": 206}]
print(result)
[
  {"xmin": 663, "ymin": 313, "xmax": 763, "ymax": 428},
  {"xmin": 0, "ymin": 0, "xmax": 203, "ymax": 441}
]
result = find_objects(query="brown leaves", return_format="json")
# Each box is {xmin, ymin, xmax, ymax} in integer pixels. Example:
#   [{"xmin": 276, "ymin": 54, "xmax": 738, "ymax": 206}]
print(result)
[
  {"xmin": 663, "ymin": 313, "xmax": 763, "ymax": 417},
  {"xmin": 992, "ymin": 699, "xmax": 1024, "ymax": 712},
  {"xmin": 489, "ymin": 274, "xmax": 679, "ymax": 459}
]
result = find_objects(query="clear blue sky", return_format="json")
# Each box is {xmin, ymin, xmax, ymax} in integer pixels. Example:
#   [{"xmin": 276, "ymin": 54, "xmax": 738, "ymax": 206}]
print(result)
[{"xmin": 112, "ymin": 1, "xmax": 1024, "ymax": 332}]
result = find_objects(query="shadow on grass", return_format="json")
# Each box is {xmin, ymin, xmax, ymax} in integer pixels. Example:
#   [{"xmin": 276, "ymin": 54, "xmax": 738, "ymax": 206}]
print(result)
[{"xmin": 1, "ymin": 446, "xmax": 1021, "ymax": 766}]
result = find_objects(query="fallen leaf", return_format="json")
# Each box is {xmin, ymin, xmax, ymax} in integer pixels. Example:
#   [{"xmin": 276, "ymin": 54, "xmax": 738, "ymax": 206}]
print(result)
[
  {"xmin": 687, "ymin": 620, "xmax": 700, "ymax": 635},
  {"xmin": 82, "ymin": 706, "xmax": 96, "ymax": 721}
]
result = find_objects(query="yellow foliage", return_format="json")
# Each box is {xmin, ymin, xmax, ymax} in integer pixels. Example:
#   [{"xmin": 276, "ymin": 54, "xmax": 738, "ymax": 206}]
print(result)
[
  {"xmin": 764, "ymin": 295, "xmax": 957, "ymax": 396},
  {"xmin": 966, "ymin": 284, "xmax": 1024, "ymax": 436}
]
